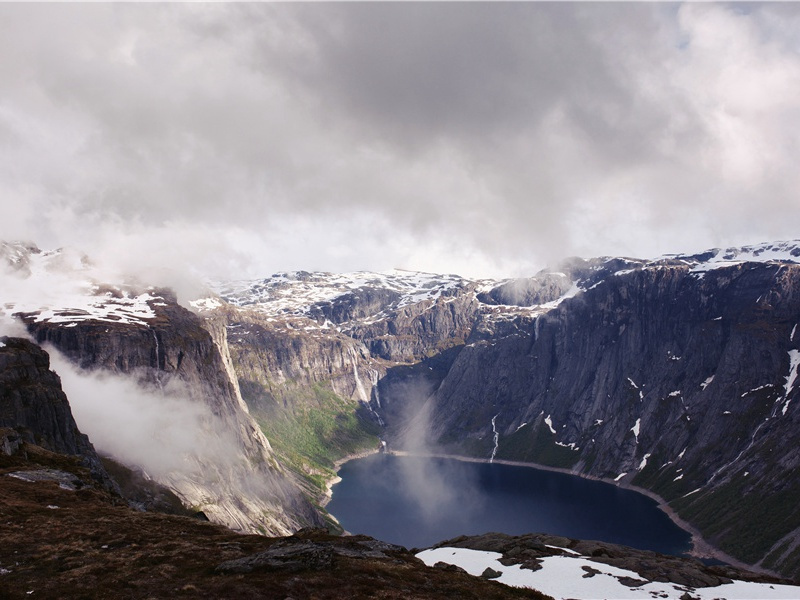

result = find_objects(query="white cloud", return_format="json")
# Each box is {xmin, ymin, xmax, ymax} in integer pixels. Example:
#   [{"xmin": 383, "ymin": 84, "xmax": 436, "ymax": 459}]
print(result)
[{"xmin": 0, "ymin": 3, "xmax": 798, "ymax": 280}]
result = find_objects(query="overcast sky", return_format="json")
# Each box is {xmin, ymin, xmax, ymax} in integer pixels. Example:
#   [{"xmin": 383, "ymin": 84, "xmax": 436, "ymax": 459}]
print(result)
[{"xmin": 1, "ymin": 3, "xmax": 799, "ymax": 280}]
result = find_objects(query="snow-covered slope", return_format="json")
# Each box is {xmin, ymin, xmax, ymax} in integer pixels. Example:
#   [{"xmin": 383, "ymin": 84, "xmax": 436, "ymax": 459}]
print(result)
[
  {"xmin": 197, "ymin": 269, "xmax": 480, "ymax": 319},
  {"xmin": 1, "ymin": 241, "xmax": 162, "ymax": 327},
  {"xmin": 417, "ymin": 547, "xmax": 800, "ymax": 600}
]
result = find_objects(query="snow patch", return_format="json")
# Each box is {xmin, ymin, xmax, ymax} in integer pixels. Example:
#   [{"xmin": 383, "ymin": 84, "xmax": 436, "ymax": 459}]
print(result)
[
  {"xmin": 700, "ymin": 375, "xmax": 714, "ymax": 390},
  {"xmin": 490, "ymin": 414, "xmax": 499, "ymax": 463},
  {"xmin": 781, "ymin": 349, "xmax": 800, "ymax": 415},
  {"xmin": 544, "ymin": 415, "xmax": 556, "ymax": 434},
  {"xmin": 614, "ymin": 472, "xmax": 627, "ymax": 482},
  {"xmin": 417, "ymin": 547, "xmax": 800, "ymax": 599},
  {"xmin": 631, "ymin": 418, "xmax": 641, "ymax": 442},
  {"xmin": 637, "ymin": 453, "xmax": 651, "ymax": 471}
]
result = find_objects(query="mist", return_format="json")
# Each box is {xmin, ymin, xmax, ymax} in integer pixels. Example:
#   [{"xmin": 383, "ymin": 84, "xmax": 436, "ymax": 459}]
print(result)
[
  {"xmin": 48, "ymin": 348, "xmax": 245, "ymax": 481},
  {"xmin": 385, "ymin": 378, "xmax": 486, "ymax": 524}
]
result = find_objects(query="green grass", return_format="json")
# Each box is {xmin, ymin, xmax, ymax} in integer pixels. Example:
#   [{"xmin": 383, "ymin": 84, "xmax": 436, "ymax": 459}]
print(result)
[{"xmin": 242, "ymin": 378, "xmax": 381, "ymax": 495}]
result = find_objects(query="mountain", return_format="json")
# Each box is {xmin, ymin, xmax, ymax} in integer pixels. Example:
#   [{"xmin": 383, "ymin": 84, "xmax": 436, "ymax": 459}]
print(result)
[
  {"xmin": 4, "ymin": 239, "xmax": 800, "ymax": 583},
  {"xmin": 0, "ymin": 242, "xmax": 325, "ymax": 535},
  {"xmin": 2, "ymin": 333, "xmax": 798, "ymax": 599},
  {"xmin": 188, "ymin": 241, "xmax": 800, "ymax": 581}
]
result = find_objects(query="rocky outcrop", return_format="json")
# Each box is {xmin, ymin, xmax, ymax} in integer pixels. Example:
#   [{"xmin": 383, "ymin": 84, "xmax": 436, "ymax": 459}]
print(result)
[
  {"xmin": 348, "ymin": 293, "xmax": 479, "ymax": 362},
  {"xmin": 0, "ymin": 336, "xmax": 111, "ymax": 490}
]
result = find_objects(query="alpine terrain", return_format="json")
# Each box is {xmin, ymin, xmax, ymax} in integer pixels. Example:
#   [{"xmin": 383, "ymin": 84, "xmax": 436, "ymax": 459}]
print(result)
[{"xmin": 2, "ymin": 239, "xmax": 800, "ymax": 597}]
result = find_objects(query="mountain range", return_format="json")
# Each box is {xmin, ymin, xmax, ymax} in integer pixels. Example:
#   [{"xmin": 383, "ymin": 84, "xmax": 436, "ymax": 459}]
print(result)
[{"xmin": 2, "ymin": 239, "xmax": 800, "ymax": 595}]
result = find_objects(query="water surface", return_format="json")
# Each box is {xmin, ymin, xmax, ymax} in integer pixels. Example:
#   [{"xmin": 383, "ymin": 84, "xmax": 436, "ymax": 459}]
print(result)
[{"xmin": 327, "ymin": 453, "xmax": 691, "ymax": 554}]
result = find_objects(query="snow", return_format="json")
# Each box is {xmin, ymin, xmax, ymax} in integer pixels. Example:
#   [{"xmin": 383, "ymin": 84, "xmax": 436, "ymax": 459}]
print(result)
[
  {"xmin": 490, "ymin": 414, "xmax": 499, "ymax": 463},
  {"xmin": 1, "ymin": 247, "xmax": 161, "ymax": 327},
  {"xmin": 627, "ymin": 378, "xmax": 644, "ymax": 401},
  {"xmin": 781, "ymin": 349, "xmax": 800, "ymax": 415},
  {"xmin": 209, "ymin": 269, "xmax": 474, "ymax": 322},
  {"xmin": 614, "ymin": 472, "xmax": 627, "ymax": 482},
  {"xmin": 701, "ymin": 375, "xmax": 714, "ymax": 390},
  {"xmin": 637, "ymin": 452, "xmax": 651, "ymax": 471},
  {"xmin": 674, "ymin": 474, "xmax": 684, "ymax": 481},
  {"xmin": 513, "ymin": 422, "xmax": 528, "ymax": 433},
  {"xmin": 416, "ymin": 547, "xmax": 800, "ymax": 600},
  {"xmin": 188, "ymin": 297, "xmax": 223, "ymax": 312},
  {"xmin": 0, "ymin": 342, "xmax": 5, "ymax": 348},
  {"xmin": 668, "ymin": 390, "xmax": 681, "ymax": 397},
  {"xmin": 742, "ymin": 384, "xmax": 775, "ymax": 397},
  {"xmin": 631, "ymin": 418, "xmax": 641, "ymax": 442},
  {"xmin": 544, "ymin": 415, "xmax": 556, "ymax": 434},
  {"xmin": 655, "ymin": 240, "xmax": 800, "ymax": 274}
]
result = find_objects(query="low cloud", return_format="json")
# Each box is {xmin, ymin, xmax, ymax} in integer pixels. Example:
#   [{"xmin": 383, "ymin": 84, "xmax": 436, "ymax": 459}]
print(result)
[{"xmin": 48, "ymin": 348, "xmax": 244, "ymax": 481}]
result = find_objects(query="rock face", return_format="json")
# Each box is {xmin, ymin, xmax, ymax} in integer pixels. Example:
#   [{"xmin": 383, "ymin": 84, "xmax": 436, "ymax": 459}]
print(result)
[
  {"xmin": 425, "ymin": 259, "xmax": 800, "ymax": 580},
  {"xmin": 0, "ymin": 337, "xmax": 112, "ymax": 488},
  {"xmin": 0, "ymin": 241, "xmax": 327, "ymax": 537},
  {"xmin": 22, "ymin": 298, "xmax": 325, "ymax": 535}
]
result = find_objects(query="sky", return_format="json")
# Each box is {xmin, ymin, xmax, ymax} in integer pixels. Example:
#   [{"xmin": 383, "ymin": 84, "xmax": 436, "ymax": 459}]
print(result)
[{"xmin": 1, "ymin": 2, "xmax": 799, "ymax": 281}]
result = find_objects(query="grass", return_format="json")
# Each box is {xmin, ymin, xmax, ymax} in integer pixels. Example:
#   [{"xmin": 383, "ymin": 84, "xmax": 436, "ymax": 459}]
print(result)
[{"xmin": 242, "ymin": 378, "xmax": 381, "ymax": 495}]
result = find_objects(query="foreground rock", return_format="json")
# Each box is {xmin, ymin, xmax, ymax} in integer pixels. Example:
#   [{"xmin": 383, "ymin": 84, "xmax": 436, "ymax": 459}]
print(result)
[{"xmin": 0, "ymin": 447, "xmax": 549, "ymax": 599}]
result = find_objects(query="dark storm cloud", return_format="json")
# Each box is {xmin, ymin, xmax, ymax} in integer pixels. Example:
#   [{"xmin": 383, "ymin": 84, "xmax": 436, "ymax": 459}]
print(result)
[{"xmin": 0, "ymin": 3, "xmax": 799, "ymax": 278}]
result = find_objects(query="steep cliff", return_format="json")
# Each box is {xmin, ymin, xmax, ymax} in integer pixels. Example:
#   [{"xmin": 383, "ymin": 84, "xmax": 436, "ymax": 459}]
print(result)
[
  {"xmin": 20, "ymin": 297, "xmax": 325, "ymax": 535},
  {"xmin": 1, "ymin": 244, "xmax": 325, "ymax": 535},
  {"xmin": 0, "ymin": 336, "xmax": 109, "ymax": 486},
  {"xmin": 424, "ymin": 254, "xmax": 800, "ymax": 579}
]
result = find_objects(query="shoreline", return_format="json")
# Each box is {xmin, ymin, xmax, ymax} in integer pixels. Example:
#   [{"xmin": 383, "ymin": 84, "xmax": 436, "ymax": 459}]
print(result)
[
  {"xmin": 330, "ymin": 448, "xmax": 773, "ymax": 576},
  {"xmin": 319, "ymin": 447, "xmax": 380, "ymax": 509}
]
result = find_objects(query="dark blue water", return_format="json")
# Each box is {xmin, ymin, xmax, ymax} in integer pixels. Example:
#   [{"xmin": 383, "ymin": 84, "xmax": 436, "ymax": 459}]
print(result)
[{"xmin": 327, "ymin": 454, "xmax": 691, "ymax": 554}]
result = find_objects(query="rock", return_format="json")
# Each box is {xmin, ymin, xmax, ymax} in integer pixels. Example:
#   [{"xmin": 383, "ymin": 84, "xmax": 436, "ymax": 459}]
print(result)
[
  {"xmin": 216, "ymin": 540, "xmax": 335, "ymax": 573},
  {"xmin": 481, "ymin": 567, "xmax": 502, "ymax": 579},
  {"xmin": 434, "ymin": 561, "xmax": 468, "ymax": 574},
  {"xmin": 0, "ymin": 337, "xmax": 117, "ymax": 493}
]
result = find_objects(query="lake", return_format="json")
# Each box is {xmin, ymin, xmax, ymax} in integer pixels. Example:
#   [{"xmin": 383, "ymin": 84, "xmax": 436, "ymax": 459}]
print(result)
[{"xmin": 327, "ymin": 453, "xmax": 692, "ymax": 554}]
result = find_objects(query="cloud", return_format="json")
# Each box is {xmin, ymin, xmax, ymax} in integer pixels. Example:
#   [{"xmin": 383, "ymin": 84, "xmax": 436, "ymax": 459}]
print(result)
[
  {"xmin": 47, "ymin": 348, "xmax": 244, "ymax": 481},
  {"xmin": 0, "ymin": 3, "xmax": 798, "ymax": 279}
]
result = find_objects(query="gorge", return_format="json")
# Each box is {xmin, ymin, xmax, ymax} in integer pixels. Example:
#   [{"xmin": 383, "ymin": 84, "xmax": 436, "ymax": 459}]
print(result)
[{"xmin": 2, "ymin": 239, "xmax": 800, "ymax": 596}]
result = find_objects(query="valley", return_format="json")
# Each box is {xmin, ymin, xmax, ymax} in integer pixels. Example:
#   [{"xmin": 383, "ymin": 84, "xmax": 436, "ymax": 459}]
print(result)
[{"xmin": 3, "ymin": 239, "xmax": 800, "ymax": 596}]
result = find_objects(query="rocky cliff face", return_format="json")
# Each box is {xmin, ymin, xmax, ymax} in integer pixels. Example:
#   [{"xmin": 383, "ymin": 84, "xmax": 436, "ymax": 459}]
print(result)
[
  {"xmin": 0, "ymin": 336, "xmax": 107, "ymax": 482},
  {"xmin": 1, "ymin": 244, "xmax": 325, "ymax": 535},
  {"xmin": 20, "ymin": 298, "xmax": 325, "ymax": 535},
  {"xmin": 424, "ymin": 256, "xmax": 800, "ymax": 580}
]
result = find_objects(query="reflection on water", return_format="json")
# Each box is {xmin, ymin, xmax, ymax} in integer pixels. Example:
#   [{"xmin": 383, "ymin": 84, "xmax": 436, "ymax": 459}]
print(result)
[{"xmin": 327, "ymin": 454, "xmax": 691, "ymax": 553}]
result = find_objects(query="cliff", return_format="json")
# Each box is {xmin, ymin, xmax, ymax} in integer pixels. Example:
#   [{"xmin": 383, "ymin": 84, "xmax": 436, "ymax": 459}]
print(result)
[
  {"xmin": 424, "ymin": 259, "xmax": 800, "ymax": 579},
  {"xmin": 0, "ymin": 336, "xmax": 110, "ymax": 488},
  {"xmin": 17, "ymin": 290, "xmax": 325, "ymax": 535}
]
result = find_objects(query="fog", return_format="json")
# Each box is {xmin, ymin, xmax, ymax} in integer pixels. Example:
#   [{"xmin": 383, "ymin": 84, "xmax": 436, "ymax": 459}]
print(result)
[
  {"xmin": 48, "ymin": 349, "xmax": 245, "ymax": 481},
  {"xmin": 384, "ymin": 377, "xmax": 486, "ymax": 524}
]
